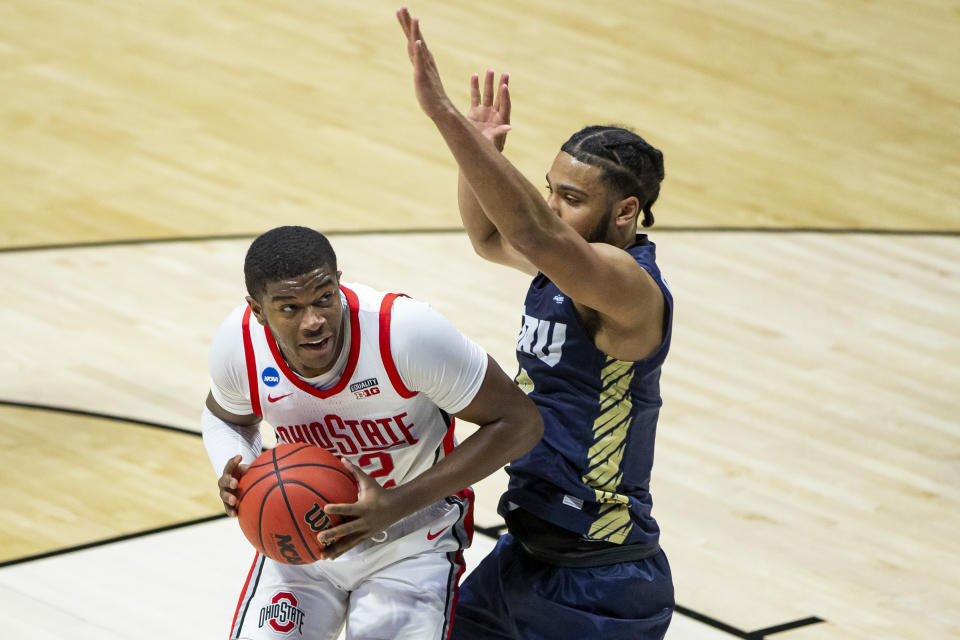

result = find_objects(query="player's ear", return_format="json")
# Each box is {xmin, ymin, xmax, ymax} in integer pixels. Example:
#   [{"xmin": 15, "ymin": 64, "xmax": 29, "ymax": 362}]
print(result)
[
  {"xmin": 245, "ymin": 296, "xmax": 266, "ymax": 325},
  {"xmin": 615, "ymin": 195, "xmax": 640, "ymax": 227}
]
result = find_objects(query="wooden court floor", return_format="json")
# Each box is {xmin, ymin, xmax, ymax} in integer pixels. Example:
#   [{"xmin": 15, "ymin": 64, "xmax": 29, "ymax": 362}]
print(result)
[{"xmin": 1, "ymin": 2, "xmax": 958, "ymax": 639}]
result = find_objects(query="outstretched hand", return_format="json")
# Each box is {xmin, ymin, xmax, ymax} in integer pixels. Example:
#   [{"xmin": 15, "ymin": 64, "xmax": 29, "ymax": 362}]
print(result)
[
  {"xmin": 396, "ymin": 7, "xmax": 454, "ymax": 121},
  {"xmin": 218, "ymin": 454, "xmax": 249, "ymax": 517},
  {"xmin": 468, "ymin": 69, "xmax": 512, "ymax": 151},
  {"xmin": 397, "ymin": 7, "xmax": 512, "ymax": 146},
  {"xmin": 317, "ymin": 458, "xmax": 408, "ymax": 560}
]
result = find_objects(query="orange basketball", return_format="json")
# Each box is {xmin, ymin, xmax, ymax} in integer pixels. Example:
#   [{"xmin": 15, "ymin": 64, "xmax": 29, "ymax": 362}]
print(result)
[{"xmin": 236, "ymin": 443, "xmax": 358, "ymax": 565}]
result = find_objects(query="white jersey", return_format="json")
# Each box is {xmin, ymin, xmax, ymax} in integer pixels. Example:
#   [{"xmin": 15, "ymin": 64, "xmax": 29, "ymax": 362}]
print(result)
[
  {"xmin": 210, "ymin": 282, "xmax": 488, "ymax": 640},
  {"xmin": 209, "ymin": 282, "xmax": 488, "ymax": 489}
]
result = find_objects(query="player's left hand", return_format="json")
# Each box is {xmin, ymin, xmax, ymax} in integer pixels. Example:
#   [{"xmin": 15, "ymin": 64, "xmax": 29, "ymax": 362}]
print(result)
[
  {"xmin": 318, "ymin": 458, "xmax": 407, "ymax": 560},
  {"xmin": 467, "ymin": 69, "xmax": 512, "ymax": 151}
]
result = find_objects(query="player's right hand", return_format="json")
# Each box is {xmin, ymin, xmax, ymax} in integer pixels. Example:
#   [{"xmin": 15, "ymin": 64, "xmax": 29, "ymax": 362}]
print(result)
[
  {"xmin": 218, "ymin": 454, "xmax": 249, "ymax": 517},
  {"xmin": 467, "ymin": 69, "xmax": 512, "ymax": 151},
  {"xmin": 397, "ymin": 7, "xmax": 456, "ymax": 121}
]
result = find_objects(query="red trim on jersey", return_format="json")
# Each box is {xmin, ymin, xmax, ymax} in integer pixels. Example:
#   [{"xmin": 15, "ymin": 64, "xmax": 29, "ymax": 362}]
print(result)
[
  {"xmin": 446, "ymin": 549, "xmax": 468, "ymax": 640},
  {"xmin": 263, "ymin": 285, "xmax": 362, "ymax": 399},
  {"xmin": 379, "ymin": 292, "xmax": 417, "ymax": 398},
  {"xmin": 241, "ymin": 306, "xmax": 262, "ymax": 417},
  {"xmin": 445, "ymin": 487, "xmax": 475, "ymax": 639},
  {"xmin": 230, "ymin": 552, "xmax": 261, "ymax": 636},
  {"xmin": 458, "ymin": 485, "xmax": 476, "ymax": 547},
  {"xmin": 442, "ymin": 416, "xmax": 457, "ymax": 457}
]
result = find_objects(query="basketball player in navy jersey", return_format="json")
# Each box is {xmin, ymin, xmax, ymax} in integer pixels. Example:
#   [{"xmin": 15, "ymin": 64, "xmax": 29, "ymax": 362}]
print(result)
[
  {"xmin": 202, "ymin": 225, "xmax": 542, "ymax": 639},
  {"xmin": 398, "ymin": 8, "xmax": 674, "ymax": 639}
]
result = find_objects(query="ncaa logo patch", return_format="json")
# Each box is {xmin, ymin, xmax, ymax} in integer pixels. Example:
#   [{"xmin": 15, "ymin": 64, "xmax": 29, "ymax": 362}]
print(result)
[
  {"xmin": 261, "ymin": 367, "xmax": 281, "ymax": 387},
  {"xmin": 259, "ymin": 591, "xmax": 306, "ymax": 634}
]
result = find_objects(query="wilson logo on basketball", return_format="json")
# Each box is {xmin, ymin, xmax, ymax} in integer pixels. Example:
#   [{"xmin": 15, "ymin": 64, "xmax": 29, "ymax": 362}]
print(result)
[
  {"xmin": 259, "ymin": 591, "xmax": 305, "ymax": 634},
  {"xmin": 304, "ymin": 502, "xmax": 331, "ymax": 533}
]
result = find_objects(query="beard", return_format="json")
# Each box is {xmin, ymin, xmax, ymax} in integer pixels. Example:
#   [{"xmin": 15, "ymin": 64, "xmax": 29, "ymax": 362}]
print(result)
[{"xmin": 585, "ymin": 207, "xmax": 616, "ymax": 244}]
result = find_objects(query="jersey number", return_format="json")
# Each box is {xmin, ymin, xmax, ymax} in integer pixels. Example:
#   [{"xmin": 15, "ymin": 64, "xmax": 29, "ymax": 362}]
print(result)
[{"xmin": 358, "ymin": 452, "xmax": 396, "ymax": 488}]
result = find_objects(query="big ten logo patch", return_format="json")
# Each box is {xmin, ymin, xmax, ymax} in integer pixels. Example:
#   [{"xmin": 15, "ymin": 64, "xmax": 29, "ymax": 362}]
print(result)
[
  {"xmin": 262, "ymin": 367, "xmax": 281, "ymax": 387},
  {"xmin": 516, "ymin": 312, "xmax": 567, "ymax": 367},
  {"xmin": 350, "ymin": 377, "xmax": 381, "ymax": 399},
  {"xmin": 259, "ymin": 592, "xmax": 306, "ymax": 634},
  {"xmin": 304, "ymin": 502, "xmax": 330, "ymax": 533}
]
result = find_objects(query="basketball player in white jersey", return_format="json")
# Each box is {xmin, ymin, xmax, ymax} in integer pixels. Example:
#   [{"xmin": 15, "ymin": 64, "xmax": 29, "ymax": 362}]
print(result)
[{"xmin": 201, "ymin": 225, "xmax": 543, "ymax": 640}]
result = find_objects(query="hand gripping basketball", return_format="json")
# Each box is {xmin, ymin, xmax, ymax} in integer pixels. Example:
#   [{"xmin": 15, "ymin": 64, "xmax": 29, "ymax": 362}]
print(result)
[{"xmin": 235, "ymin": 444, "xmax": 359, "ymax": 565}]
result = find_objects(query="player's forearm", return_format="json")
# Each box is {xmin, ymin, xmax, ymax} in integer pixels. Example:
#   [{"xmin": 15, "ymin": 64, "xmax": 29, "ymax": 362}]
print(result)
[
  {"xmin": 435, "ymin": 107, "xmax": 555, "ymax": 254},
  {"xmin": 457, "ymin": 169, "xmax": 501, "ymax": 257},
  {"xmin": 201, "ymin": 407, "xmax": 262, "ymax": 476},
  {"xmin": 391, "ymin": 413, "xmax": 542, "ymax": 517}
]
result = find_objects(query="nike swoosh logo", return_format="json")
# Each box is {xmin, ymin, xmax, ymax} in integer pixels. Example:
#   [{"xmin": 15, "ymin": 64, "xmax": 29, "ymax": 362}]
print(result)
[
  {"xmin": 426, "ymin": 526, "xmax": 449, "ymax": 541},
  {"xmin": 267, "ymin": 393, "xmax": 292, "ymax": 403}
]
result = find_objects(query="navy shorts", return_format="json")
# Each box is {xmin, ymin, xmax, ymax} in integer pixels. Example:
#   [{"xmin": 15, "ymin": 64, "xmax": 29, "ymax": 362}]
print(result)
[{"xmin": 451, "ymin": 533, "xmax": 674, "ymax": 640}]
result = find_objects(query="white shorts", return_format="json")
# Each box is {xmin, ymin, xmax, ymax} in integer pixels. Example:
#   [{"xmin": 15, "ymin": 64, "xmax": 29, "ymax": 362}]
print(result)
[{"xmin": 229, "ymin": 493, "xmax": 473, "ymax": 640}]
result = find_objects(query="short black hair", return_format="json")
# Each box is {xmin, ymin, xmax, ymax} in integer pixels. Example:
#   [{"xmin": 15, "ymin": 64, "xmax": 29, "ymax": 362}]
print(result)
[
  {"xmin": 561, "ymin": 125, "xmax": 665, "ymax": 227},
  {"xmin": 244, "ymin": 226, "xmax": 338, "ymax": 300}
]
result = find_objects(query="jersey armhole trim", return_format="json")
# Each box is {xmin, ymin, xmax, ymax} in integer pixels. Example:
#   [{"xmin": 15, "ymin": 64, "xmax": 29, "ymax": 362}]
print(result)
[
  {"xmin": 442, "ymin": 416, "xmax": 456, "ymax": 455},
  {"xmin": 379, "ymin": 292, "xmax": 417, "ymax": 399},
  {"xmin": 241, "ymin": 306, "xmax": 262, "ymax": 417}
]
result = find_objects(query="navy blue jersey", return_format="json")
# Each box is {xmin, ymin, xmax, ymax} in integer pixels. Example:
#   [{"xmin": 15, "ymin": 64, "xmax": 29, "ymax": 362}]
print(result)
[{"xmin": 500, "ymin": 235, "xmax": 673, "ymax": 548}]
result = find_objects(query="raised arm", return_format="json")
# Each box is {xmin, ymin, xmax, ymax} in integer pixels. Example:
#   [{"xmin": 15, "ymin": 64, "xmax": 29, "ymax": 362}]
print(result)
[{"xmin": 397, "ymin": 8, "xmax": 665, "ymax": 359}]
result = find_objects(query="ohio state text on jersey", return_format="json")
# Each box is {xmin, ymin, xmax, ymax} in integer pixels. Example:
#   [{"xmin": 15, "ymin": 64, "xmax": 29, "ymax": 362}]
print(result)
[{"xmin": 241, "ymin": 284, "xmax": 458, "ymax": 489}]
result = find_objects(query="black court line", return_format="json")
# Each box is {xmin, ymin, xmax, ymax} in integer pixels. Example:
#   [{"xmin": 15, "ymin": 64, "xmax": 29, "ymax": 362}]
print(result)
[
  {"xmin": 0, "ymin": 225, "xmax": 957, "ymax": 253},
  {"xmin": 0, "ymin": 398, "xmax": 201, "ymax": 437},
  {"xmin": 0, "ymin": 399, "xmax": 827, "ymax": 637},
  {"xmin": 474, "ymin": 524, "xmax": 508, "ymax": 538},
  {"xmin": 0, "ymin": 514, "xmax": 227, "ymax": 570},
  {"xmin": 674, "ymin": 606, "xmax": 825, "ymax": 638},
  {"xmin": 675, "ymin": 605, "xmax": 754, "ymax": 638},
  {"xmin": 748, "ymin": 616, "xmax": 826, "ymax": 637},
  {"xmin": 0, "ymin": 227, "xmax": 465, "ymax": 254}
]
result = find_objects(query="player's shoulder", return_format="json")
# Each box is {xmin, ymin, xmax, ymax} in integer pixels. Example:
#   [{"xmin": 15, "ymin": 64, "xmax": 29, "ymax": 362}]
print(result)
[
  {"xmin": 209, "ymin": 303, "xmax": 251, "ymax": 375},
  {"xmin": 342, "ymin": 282, "xmax": 453, "ymax": 344},
  {"xmin": 217, "ymin": 303, "xmax": 252, "ymax": 331},
  {"xmin": 210, "ymin": 303, "xmax": 252, "ymax": 349},
  {"xmin": 591, "ymin": 235, "xmax": 662, "ymax": 283},
  {"xmin": 340, "ymin": 281, "xmax": 426, "ymax": 315},
  {"xmin": 625, "ymin": 235, "xmax": 660, "ymax": 267},
  {"xmin": 340, "ymin": 281, "xmax": 383, "ymax": 311}
]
